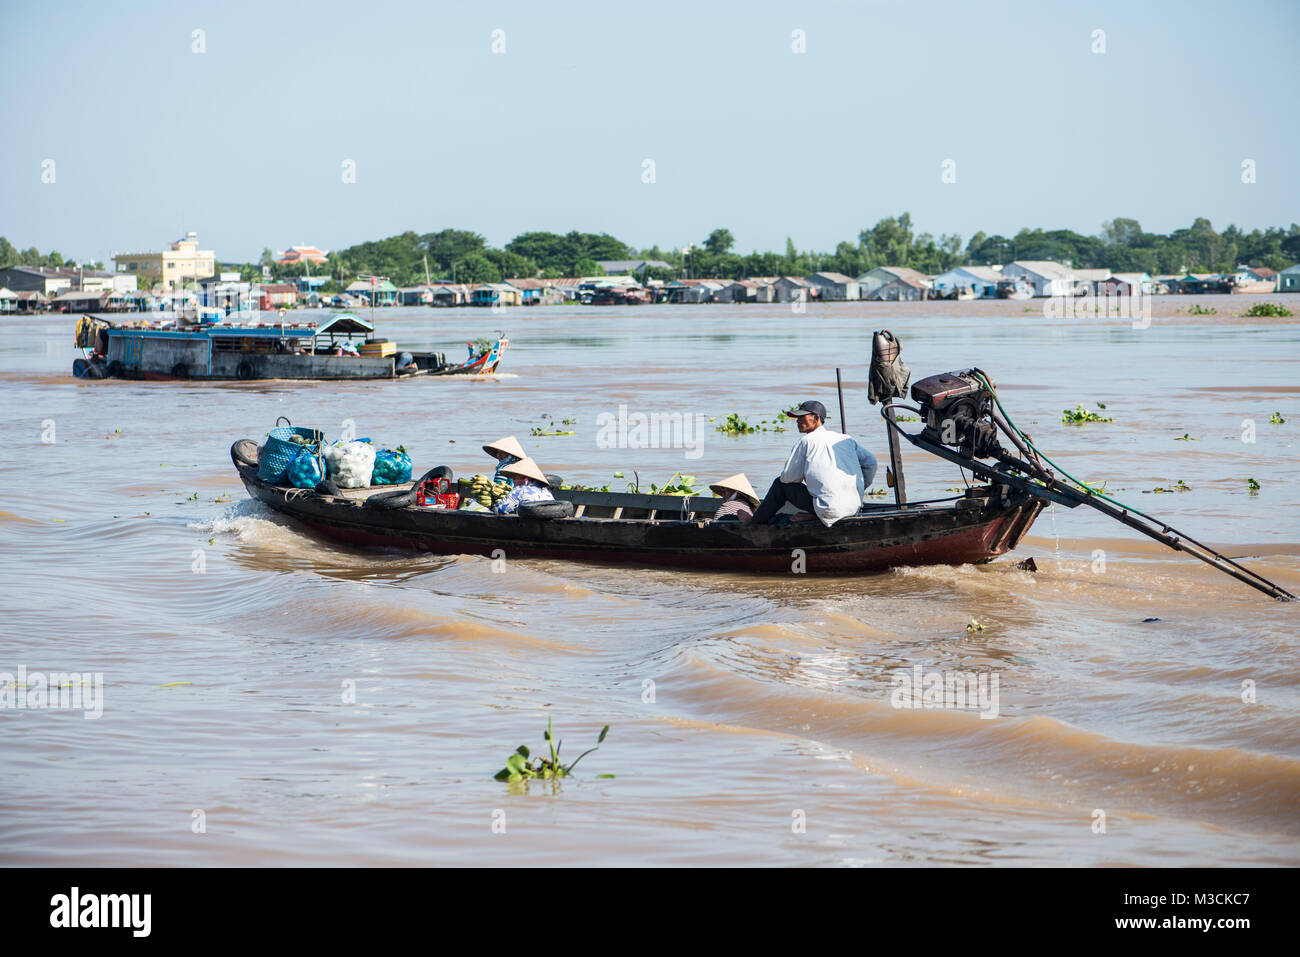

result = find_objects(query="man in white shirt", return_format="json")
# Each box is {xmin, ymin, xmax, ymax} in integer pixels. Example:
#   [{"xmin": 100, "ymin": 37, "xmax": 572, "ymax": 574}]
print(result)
[{"xmin": 750, "ymin": 400, "xmax": 878, "ymax": 527}]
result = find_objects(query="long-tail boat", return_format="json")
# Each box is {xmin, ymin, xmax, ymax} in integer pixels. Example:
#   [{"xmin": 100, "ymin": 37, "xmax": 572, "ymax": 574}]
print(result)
[{"xmin": 225, "ymin": 331, "xmax": 1294, "ymax": 599}]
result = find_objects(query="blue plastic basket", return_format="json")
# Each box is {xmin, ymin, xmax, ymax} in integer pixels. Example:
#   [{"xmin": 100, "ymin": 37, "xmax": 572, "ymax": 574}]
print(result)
[{"xmin": 258, "ymin": 418, "xmax": 325, "ymax": 482}]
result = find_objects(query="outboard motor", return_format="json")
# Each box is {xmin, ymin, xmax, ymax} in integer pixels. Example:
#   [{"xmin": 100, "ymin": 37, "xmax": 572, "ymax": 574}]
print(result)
[{"xmin": 910, "ymin": 368, "xmax": 1003, "ymax": 460}]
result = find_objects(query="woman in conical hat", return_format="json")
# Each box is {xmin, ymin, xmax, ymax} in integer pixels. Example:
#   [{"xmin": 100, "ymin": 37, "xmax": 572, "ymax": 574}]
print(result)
[
  {"xmin": 709, "ymin": 473, "xmax": 759, "ymax": 523},
  {"xmin": 493, "ymin": 457, "xmax": 556, "ymax": 514},
  {"xmin": 483, "ymin": 435, "xmax": 526, "ymax": 487}
]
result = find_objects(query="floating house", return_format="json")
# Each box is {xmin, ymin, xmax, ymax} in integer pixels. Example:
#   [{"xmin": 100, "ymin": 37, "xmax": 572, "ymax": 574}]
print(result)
[
  {"xmin": 1274, "ymin": 265, "xmax": 1300, "ymax": 292},
  {"xmin": 857, "ymin": 267, "xmax": 931, "ymax": 300},
  {"xmin": 1099, "ymin": 273, "xmax": 1154, "ymax": 296},
  {"xmin": 713, "ymin": 279, "xmax": 775, "ymax": 303},
  {"xmin": 504, "ymin": 277, "xmax": 555, "ymax": 305},
  {"xmin": 0, "ymin": 287, "xmax": 17, "ymax": 313},
  {"xmin": 806, "ymin": 272, "xmax": 860, "ymax": 300},
  {"xmin": 345, "ymin": 277, "xmax": 398, "ymax": 306},
  {"xmin": 931, "ymin": 266, "xmax": 1002, "ymax": 298},
  {"xmin": 471, "ymin": 283, "xmax": 522, "ymax": 307},
  {"xmin": 15, "ymin": 290, "xmax": 48, "ymax": 312},
  {"xmin": 770, "ymin": 276, "xmax": 816, "ymax": 303},
  {"xmin": 258, "ymin": 283, "xmax": 299, "ymax": 308},
  {"xmin": 860, "ymin": 267, "xmax": 932, "ymax": 301},
  {"xmin": 398, "ymin": 284, "xmax": 436, "ymax": 306},
  {"xmin": 1000, "ymin": 261, "xmax": 1075, "ymax": 297},
  {"xmin": 1072, "ymin": 268, "xmax": 1112, "ymax": 295}
]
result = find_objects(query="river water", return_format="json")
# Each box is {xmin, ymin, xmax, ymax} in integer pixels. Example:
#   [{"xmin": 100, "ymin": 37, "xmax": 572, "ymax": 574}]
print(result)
[{"xmin": 2, "ymin": 295, "xmax": 1297, "ymax": 866}]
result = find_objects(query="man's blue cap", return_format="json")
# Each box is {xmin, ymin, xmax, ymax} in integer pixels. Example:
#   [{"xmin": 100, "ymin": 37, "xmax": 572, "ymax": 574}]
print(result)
[{"xmin": 786, "ymin": 400, "xmax": 829, "ymax": 420}]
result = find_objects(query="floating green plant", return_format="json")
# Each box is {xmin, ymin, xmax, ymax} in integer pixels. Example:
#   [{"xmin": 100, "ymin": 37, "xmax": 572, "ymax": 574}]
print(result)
[
  {"xmin": 1270, "ymin": 412, "xmax": 1285, "ymax": 425},
  {"xmin": 1242, "ymin": 302, "xmax": 1291, "ymax": 318},
  {"xmin": 1062, "ymin": 405, "xmax": 1113, "ymax": 424},
  {"xmin": 1144, "ymin": 479, "xmax": 1190, "ymax": 494},
  {"xmin": 494, "ymin": 717, "xmax": 610, "ymax": 782},
  {"xmin": 530, "ymin": 420, "xmax": 575, "ymax": 436}
]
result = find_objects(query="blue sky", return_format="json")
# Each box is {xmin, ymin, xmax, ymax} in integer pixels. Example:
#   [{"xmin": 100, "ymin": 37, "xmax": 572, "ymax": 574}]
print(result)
[{"xmin": 1, "ymin": 0, "xmax": 1296, "ymax": 264}]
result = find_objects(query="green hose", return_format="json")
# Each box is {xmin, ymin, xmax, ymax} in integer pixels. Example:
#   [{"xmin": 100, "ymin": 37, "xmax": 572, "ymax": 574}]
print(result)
[{"xmin": 972, "ymin": 371, "xmax": 1163, "ymax": 523}]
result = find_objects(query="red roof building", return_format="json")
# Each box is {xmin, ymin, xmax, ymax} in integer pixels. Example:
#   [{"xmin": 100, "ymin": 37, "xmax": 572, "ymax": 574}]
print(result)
[{"xmin": 276, "ymin": 245, "xmax": 329, "ymax": 265}]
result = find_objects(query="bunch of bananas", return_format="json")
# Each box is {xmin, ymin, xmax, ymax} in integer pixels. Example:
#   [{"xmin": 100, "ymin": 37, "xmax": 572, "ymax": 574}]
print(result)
[{"xmin": 463, "ymin": 474, "xmax": 511, "ymax": 509}]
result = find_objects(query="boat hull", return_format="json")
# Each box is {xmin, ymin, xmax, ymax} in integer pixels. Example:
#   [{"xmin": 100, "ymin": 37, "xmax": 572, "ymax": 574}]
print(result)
[{"xmin": 233, "ymin": 452, "xmax": 1041, "ymax": 575}]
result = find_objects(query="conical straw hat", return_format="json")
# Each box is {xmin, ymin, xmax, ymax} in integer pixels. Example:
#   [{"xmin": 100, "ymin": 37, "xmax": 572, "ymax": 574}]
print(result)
[
  {"xmin": 709, "ymin": 473, "xmax": 759, "ymax": 507},
  {"xmin": 483, "ymin": 435, "xmax": 526, "ymax": 459},
  {"xmin": 499, "ymin": 456, "xmax": 549, "ymax": 486}
]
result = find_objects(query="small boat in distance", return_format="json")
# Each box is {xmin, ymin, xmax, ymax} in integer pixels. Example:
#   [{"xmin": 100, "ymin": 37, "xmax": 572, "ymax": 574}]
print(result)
[{"xmin": 72, "ymin": 313, "xmax": 508, "ymax": 381}]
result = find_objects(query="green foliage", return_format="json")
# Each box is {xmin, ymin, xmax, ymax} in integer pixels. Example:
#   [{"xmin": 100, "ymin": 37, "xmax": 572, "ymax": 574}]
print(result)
[
  {"xmin": 648, "ymin": 472, "xmax": 700, "ymax": 496},
  {"xmin": 1247, "ymin": 478, "xmax": 1260, "ymax": 491},
  {"xmin": 1062, "ymin": 405, "xmax": 1113, "ymax": 424},
  {"xmin": 703, "ymin": 228, "xmax": 735, "ymax": 255},
  {"xmin": 1189, "ymin": 305, "xmax": 1217, "ymax": 315},
  {"xmin": 1242, "ymin": 302, "xmax": 1292, "ymax": 318},
  {"xmin": 715, "ymin": 413, "xmax": 759, "ymax": 435},
  {"xmin": 714, "ymin": 411, "xmax": 787, "ymax": 435},
  {"xmin": 494, "ymin": 717, "xmax": 609, "ymax": 782},
  {"xmin": 1269, "ymin": 412, "xmax": 1285, "ymax": 425},
  {"xmin": 456, "ymin": 253, "xmax": 500, "ymax": 284},
  {"xmin": 1144, "ymin": 480, "xmax": 1190, "ymax": 494},
  {"xmin": 505, "ymin": 230, "xmax": 630, "ymax": 276}
]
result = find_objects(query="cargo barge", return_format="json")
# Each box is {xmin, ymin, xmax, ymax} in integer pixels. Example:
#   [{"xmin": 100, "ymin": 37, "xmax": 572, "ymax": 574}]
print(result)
[{"xmin": 72, "ymin": 313, "xmax": 507, "ymax": 381}]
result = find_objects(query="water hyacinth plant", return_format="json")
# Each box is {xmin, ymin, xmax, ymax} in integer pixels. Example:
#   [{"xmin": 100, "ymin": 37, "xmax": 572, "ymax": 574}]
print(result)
[
  {"xmin": 1062, "ymin": 405, "xmax": 1114, "ymax": 424},
  {"xmin": 1242, "ymin": 302, "xmax": 1291, "ymax": 318},
  {"xmin": 494, "ymin": 717, "xmax": 610, "ymax": 782}
]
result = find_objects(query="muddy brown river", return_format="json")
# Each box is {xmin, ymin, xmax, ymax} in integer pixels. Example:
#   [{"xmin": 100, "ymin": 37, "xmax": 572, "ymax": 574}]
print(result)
[{"xmin": 1, "ymin": 295, "xmax": 1296, "ymax": 865}]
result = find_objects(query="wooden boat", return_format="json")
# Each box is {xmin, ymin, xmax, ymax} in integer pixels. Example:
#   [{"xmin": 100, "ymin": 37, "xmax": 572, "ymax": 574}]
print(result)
[
  {"xmin": 221, "ymin": 339, "xmax": 1295, "ymax": 598},
  {"xmin": 230, "ymin": 440, "xmax": 1043, "ymax": 574}
]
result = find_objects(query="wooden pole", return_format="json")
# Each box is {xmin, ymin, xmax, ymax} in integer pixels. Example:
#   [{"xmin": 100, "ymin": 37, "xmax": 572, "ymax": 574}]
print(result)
[
  {"xmin": 886, "ymin": 406, "xmax": 907, "ymax": 507},
  {"xmin": 835, "ymin": 368, "xmax": 847, "ymax": 433}
]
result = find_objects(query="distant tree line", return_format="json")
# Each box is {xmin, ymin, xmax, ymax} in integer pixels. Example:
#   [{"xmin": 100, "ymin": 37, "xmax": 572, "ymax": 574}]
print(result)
[
  {"xmin": 260, "ymin": 216, "xmax": 1300, "ymax": 285},
  {"xmin": 7, "ymin": 216, "xmax": 1298, "ymax": 290},
  {"xmin": 0, "ymin": 237, "xmax": 101, "ymax": 271}
]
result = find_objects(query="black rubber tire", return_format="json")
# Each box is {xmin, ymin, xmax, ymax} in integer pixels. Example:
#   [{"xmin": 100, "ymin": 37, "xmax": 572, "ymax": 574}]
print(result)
[
  {"xmin": 543, "ymin": 473, "xmax": 564, "ymax": 489},
  {"xmin": 418, "ymin": 465, "xmax": 455, "ymax": 485},
  {"xmin": 314, "ymin": 479, "xmax": 342, "ymax": 497},
  {"xmin": 171, "ymin": 363, "xmax": 189, "ymax": 379},
  {"xmin": 518, "ymin": 500, "xmax": 575, "ymax": 520},
  {"xmin": 107, "ymin": 360, "xmax": 123, "ymax": 377},
  {"xmin": 231, "ymin": 440, "xmax": 260, "ymax": 468},
  {"xmin": 364, "ymin": 487, "xmax": 418, "ymax": 510},
  {"xmin": 84, "ymin": 361, "xmax": 105, "ymax": 379},
  {"xmin": 236, "ymin": 361, "xmax": 255, "ymax": 380}
]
